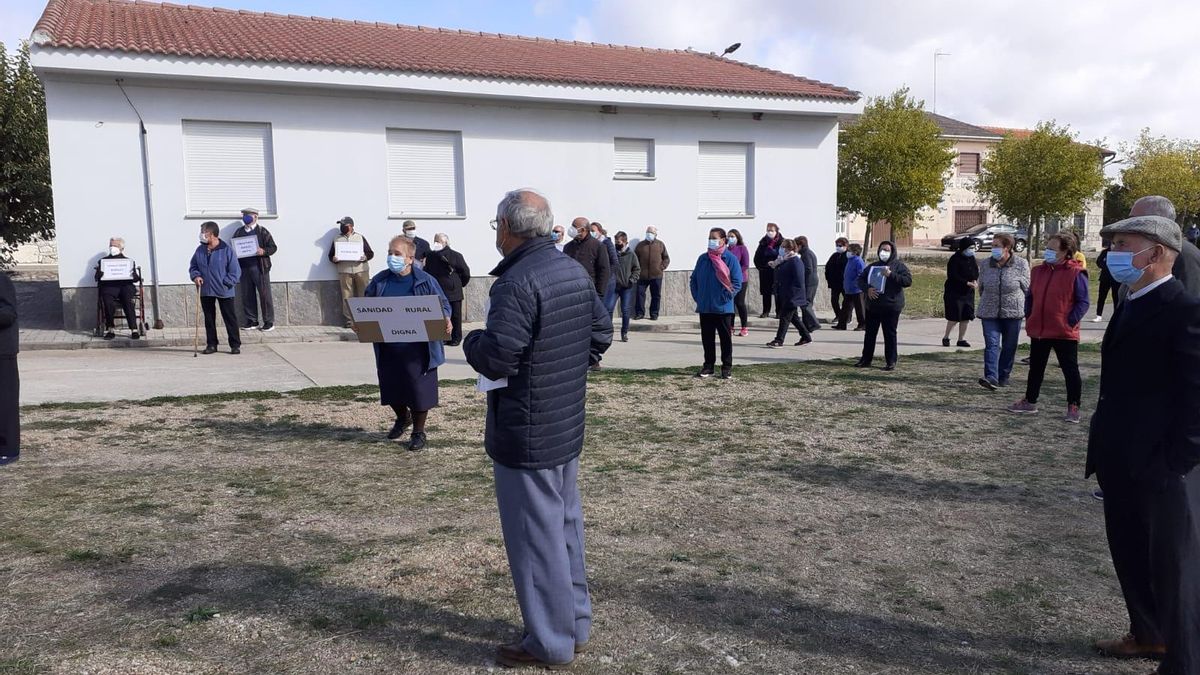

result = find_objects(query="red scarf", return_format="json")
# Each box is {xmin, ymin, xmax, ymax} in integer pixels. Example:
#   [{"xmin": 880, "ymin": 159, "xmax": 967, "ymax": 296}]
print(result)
[{"xmin": 708, "ymin": 245, "xmax": 733, "ymax": 292}]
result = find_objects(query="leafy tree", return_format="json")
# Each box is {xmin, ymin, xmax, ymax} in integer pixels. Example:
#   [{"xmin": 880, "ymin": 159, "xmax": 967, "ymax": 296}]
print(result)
[
  {"xmin": 838, "ymin": 88, "xmax": 955, "ymax": 252},
  {"xmin": 974, "ymin": 121, "xmax": 1107, "ymax": 260},
  {"xmin": 1103, "ymin": 183, "xmax": 1129, "ymax": 225},
  {"xmin": 1119, "ymin": 128, "xmax": 1200, "ymax": 225},
  {"xmin": 0, "ymin": 42, "xmax": 53, "ymax": 267}
]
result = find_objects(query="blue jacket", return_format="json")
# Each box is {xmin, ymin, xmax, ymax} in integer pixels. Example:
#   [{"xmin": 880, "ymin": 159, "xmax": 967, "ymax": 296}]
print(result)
[
  {"xmin": 189, "ymin": 240, "xmax": 241, "ymax": 298},
  {"xmin": 843, "ymin": 255, "xmax": 866, "ymax": 295},
  {"xmin": 690, "ymin": 249, "xmax": 744, "ymax": 314},
  {"xmin": 773, "ymin": 255, "xmax": 808, "ymax": 308},
  {"xmin": 364, "ymin": 266, "xmax": 451, "ymax": 373},
  {"xmin": 463, "ymin": 238, "xmax": 613, "ymax": 470}
]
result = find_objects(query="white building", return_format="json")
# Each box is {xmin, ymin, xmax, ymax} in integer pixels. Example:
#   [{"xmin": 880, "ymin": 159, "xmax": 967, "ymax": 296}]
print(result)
[{"xmin": 30, "ymin": 0, "xmax": 860, "ymax": 329}]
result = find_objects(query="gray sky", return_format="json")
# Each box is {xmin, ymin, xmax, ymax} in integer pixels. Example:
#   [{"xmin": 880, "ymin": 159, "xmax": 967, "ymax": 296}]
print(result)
[{"xmin": 5, "ymin": 0, "xmax": 1197, "ymax": 158}]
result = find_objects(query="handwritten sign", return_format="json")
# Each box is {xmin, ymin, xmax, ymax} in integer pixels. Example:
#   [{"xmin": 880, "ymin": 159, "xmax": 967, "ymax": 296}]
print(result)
[
  {"xmin": 334, "ymin": 241, "xmax": 364, "ymax": 262},
  {"xmin": 348, "ymin": 295, "xmax": 450, "ymax": 343},
  {"xmin": 232, "ymin": 236, "xmax": 259, "ymax": 259},
  {"xmin": 100, "ymin": 258, "xmax": 135, "ymax": 281}
]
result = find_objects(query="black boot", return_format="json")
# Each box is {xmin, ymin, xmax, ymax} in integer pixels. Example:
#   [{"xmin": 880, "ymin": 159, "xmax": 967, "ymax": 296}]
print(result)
[
  {"xmin": 407, "ymin": 431, "xmax": 427, "ymax": 452},
  {"xmin": 387, "ymin": 413, "xmax": 411, "ymax": 440}
]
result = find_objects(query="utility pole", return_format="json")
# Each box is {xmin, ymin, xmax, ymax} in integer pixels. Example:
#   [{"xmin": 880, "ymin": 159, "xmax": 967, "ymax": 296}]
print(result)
[{"xmin": 933, "ymin": 50, "xmax": 950, "ymax": 113}]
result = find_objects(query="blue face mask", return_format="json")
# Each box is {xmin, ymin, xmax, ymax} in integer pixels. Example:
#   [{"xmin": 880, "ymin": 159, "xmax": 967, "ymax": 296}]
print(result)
[
  {"xmin": 708, "ymin": 239, "xmax": 720, "ymax": 251},
  {"xmin": 728, "ymin": 235, "xmax": 738, "ymax": 246},
  {"xmin": 645, "ymin": 232, "xmax": 656, "ymax": 242},
  {"xmin": 242, "ymin": 214, "xmax": 255, "ymax": 226},
  {"xmin": 962, "ymin": 248, "xmax": 976, "ymax": 257},
  {"xmin": 387, "ymin": 254, "xmax": 408, "ymax": 274},
  {"xmin": 991, "ymin": 248, "xmax": 1004, "ymax": 260},
  {"xmin": 1106, "ymin": 246, "xmax": 1155, "ymax": 285},
  {"xmin": 1043, "ymin": 248, "xmax": 1058, "ymax": 263},
  {"xmin": 551, "ymin": 232, "xmax": 561, "ymax": 242},
  {"xmin": 590, "ymin": 231, "xmax": 600, "ymax": 240}
]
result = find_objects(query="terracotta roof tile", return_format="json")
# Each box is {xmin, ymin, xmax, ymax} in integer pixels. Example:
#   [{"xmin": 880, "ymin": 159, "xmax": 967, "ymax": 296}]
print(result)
[{"xmin": 32, "ymin": 0, "xmax": 860, "ymax": 101}]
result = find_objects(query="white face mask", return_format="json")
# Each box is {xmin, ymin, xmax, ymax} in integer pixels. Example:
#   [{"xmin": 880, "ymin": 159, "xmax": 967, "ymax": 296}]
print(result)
[
  {"xmin": 403, "ymin": 230, "xmax": 416, "ymax": 239},
  {"xmin": 431, "ymin": 242, "xmax": 445, "ymax": 252},
  {"xmin": 108, "ymin": 246, "xmax": 121, "ymax": 256},
  {"xmin": 198, "ymin": 232, "xmax": 208, "ymax": 244},
  {"xmin": 879, "ymin": 250, "xmax": 892, "ymax": 262}
]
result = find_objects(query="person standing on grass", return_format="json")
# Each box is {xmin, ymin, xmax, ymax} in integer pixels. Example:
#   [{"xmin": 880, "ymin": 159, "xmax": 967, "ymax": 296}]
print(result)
[
  {"xmin": 1091, "ymin": 238, "xmax": 1115, "ymax": 323},
  {"xmin": 854, "ymin": 241, "xmax": 912, "ymax": 371},
  {"xmin": 976, "ymin": 233, "xmax": 1030, "ymax": 390},
  {"xmin": 727, "ymin": 228, "xmax": 751, "ymax": 336},
  {"xmin": 690, "ymin": 227, "xmax": 743, "ymax": 379},
  {"xmin": 1086, "ymin": 214, "xmax": 1200, "ymax": 672},
  {"xmin": 765, "ymin": 239, "xmax": 813, "ymax": 349},
  {"xmin": 422, "ymin": 233, "xmax": 471, "ymax": 347},
  {"xmin": 0, "ymin": 271, "xmax": 19, "ymax": 465},
  {"xmin": 464, "ymin": 189, "xmax": 611, "ymax": 669},
  {"xmin": 1007, "ymin": 232, "xmax": 1089, "ymax": 422},
  {"xmin": 796, "ymin": 236, "xmax": 821, "ymax": 332},
  {"xmin": 190, "ymin": 221, "xmax": 242, "ymax": 355},
  {"xmin": 827, "ymin": 237, "xmax": 850, "ymax": 329},
  {"xmin": 235, "ymin": 207, "xmax": 277, "ymax": 332},
  {"xmin": 634, "ymin": 226, "xmax": 669, "ymax": 320},
  {"xmin": 612, "ymin": 231, "xmax": 640, "ymax": 343},
  {"xmin": 754, "ymin": 223, "xmax": 785, "ymax": 318},
  {"xmin": 840, "ymin": 243, "xmax": 867, "ymax": 331},
  {"xmin": 364, "ymin": 235, "xmax": 451, "ymax": 451},
  {"xmin": 329, "ymin": 216, "xmax": 375, "ymax": 329},
  {"xmin": 942, "ymin": 237, "xmax": 980, "ymax": 348}
]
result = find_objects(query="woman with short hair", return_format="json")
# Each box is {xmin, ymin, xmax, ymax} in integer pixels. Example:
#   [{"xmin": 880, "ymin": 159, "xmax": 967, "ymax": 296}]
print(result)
[
  {"xmin": 976, "ymin": 233, "xmax": 1030, "ymax": 390},
  {"xmin": 364, "ymin": 235, "xmax": 452, "ymax": 450},
  {"xmin": 765, "ymin": 238, "xmax": 813, "ymax": 348},
  {"xmin": 942, "ymin": 237, "xmax": 980, "ymax": 347},
  {"xmin": 727, "ymin": 228, "xmax": 751, "ymax": 336}
]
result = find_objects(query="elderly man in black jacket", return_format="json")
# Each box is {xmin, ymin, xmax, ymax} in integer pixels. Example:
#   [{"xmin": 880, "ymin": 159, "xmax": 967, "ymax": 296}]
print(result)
[
  {"xmin": 464, "ymin": 189, "xmax": 611, "ymax": 670},
  {"xmin": 1087, "ymin": 214, "xmax": 1200, "ymax": 673},
  {"xmin": 0, "ymin": 272, "xmax": 18, "ymax": 465},
  {"xmin": 796, "ymin": 236, "xmax": 821, "ymax": 331},
  {"xmin": 423, "ymin": 233, "xmax": 471, "ymax": 346},
  {"xmin": 826, "ymin": 237, "xmax": 850, "ymax": 329},
  {"xmin": 563, "ymin": 216, "xmax": 610, "ymax": 297}
]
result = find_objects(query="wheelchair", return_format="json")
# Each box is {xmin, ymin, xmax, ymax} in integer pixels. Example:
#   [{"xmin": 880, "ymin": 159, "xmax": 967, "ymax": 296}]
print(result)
[{"xmin": 93, "ymin": 265, "xmax": 150, "ymax": 337}]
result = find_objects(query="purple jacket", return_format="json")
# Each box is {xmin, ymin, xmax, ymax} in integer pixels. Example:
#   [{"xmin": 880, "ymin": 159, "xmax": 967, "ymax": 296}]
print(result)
[{"xmin": 728, "ymin": 244, "xmax": 751, "ymax": 276}]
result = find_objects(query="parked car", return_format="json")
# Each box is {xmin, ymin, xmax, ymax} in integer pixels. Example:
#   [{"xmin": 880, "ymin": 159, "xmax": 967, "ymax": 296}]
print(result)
[{"xmin": 941, "ymin": 223, "xmax": 1028, "ymax": 252}]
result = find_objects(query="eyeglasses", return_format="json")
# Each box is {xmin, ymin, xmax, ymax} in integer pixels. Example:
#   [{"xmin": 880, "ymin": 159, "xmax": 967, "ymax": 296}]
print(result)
[{"xmin": 489, "ymin": 218, "xmax": 499, "ymax": 231}]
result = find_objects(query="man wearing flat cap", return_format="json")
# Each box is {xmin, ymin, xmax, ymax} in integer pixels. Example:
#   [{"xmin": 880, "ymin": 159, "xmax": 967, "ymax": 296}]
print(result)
[
  {"xmin": 1086, "ymin": 212, "xmax": 1200, "ymax": 673},
  {"xmin": 1124, "ymin": 196, "xmax": 1200, "ymax": 298},
  {"xmin": 235, "ymin": 207, "xmax": 279, "ymax": 331}
]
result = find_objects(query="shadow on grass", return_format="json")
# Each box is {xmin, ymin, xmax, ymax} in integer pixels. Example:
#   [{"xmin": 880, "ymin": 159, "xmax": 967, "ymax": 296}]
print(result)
[
  {"xmin": 768, "ymin": 459, "xmax": 1035, "ymax": 504},
  {"xmin": 196, "ymin": 418, "xmax": 382, "ymax": 444}
]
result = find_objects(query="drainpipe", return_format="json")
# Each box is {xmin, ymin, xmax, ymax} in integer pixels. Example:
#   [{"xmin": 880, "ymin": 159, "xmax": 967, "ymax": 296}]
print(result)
[{"xmin": 116, "ymin": 79, "xmax": 163, "ymax": 329}]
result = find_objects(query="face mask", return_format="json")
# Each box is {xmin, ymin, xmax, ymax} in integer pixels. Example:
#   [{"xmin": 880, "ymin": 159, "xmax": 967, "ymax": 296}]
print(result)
[
  {"xmin": 991, "ymin": 248, "xmax": 1004, "ymax": 260},
  {"xmin": 879, "ymin": 250, "xmax": 892, "ymax": 262},
  {"xmin": 728, "ymin": 235, "xmax": 738, "ymax": 246},
  {"xmin": 198, "ymin": 232, "xmax": 209, "ymax": 244},
  {"xmin": 387, "ymin": 254, "xmax": 407, "ymax": 274},
  {"xmin": 767, "ymin": 230, "xmax": 777, "ymax": 238},
  {"xmin": 242, "ymin": 214, "xmax": 255, "ymax": 226},
  {"xmin": 339, "ymin": 225, "xmax": 350, "ymax": 236},
  {"xmin": 403, "ymin": 230, "xmax": 416, "ymax": 239},
  {"xmin": 590, "ymin": 231, "xmax": 600, "ymax": 240},
  {"xmin": 431, "ymin": 242, "xmax": 445, "ymax": 252},
  {"xmin": 1043, "ymin": 248, "xmax": 1058, "ymax": 263},
  {"xmin": 777, "ymin": 249, "xmax": 787, "ymax": 259},
  {"xmin": 708, "ymin": 239, "xmax": 720, "ymax": 251},
  {"xmin": 645, "ymin": 232, "xmax": 656, "ymax": 242},
  {"xmin": 567, "ymin": 226, "xmax": 579, "ymax": 240},
  {"xmin": 109, "ymin": 246, "xmax": 121, "ymax": 256},
  {"xmin": 1106, "ymin": 246, "xmax": 1156, "ymax": 285},
  {"xmin": 962, "ymin": 248, "xmax": 976, "ymax": 257},
  {"xmin": 836, "ymin": 246, "xmax": 846, "ymax": 253},
  {"xmin": 551, "ymin": 232, "xmax": 561, "ymax": 242},
  {"xmin": 617, "ymin": 243, "xmax": 627, "ymax": 251}
]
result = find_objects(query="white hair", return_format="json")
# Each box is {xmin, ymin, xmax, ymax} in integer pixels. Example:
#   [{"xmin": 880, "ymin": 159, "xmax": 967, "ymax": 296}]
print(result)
[
  {"xmin": 497, "ymin": 189, "xmax": 554, "ymax": 238},
  {"xmin": 110, "ymin": 237, "xmax": 125, "ymax": 248}
]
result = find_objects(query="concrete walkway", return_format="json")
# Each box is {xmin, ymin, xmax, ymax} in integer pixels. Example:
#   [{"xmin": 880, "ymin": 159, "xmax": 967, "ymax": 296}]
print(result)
[{"xmin": 17, "ymin": 315, "xmax": 1109, "ymax": 405}]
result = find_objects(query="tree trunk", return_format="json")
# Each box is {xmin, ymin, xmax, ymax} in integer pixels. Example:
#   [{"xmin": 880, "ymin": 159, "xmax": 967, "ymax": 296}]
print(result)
[{"xmin": 862, "ymin": 222, "xmax": 874, "ymax": 255}]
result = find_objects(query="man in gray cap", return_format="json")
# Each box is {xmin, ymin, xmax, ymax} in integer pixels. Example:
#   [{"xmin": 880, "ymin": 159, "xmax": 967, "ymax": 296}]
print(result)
[
  {"xmin": 1086, "ymin": 212, "xmax": 1200, "ymax": 672},
  {"xmin": 1125, "ymin": 196, "xmax": 1200, "ymax": 297},
  {"xmin": 235, "ymin": 207, "xmax": 278, "ymax": 331},
  {"xmin": 328, "ymin": 216, "xmax": 375, "ymax": 328}
]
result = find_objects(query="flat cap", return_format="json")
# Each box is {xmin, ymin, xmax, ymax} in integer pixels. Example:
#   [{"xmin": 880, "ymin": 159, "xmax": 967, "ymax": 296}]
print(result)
[
  {"xmin": 240, "ymin": 207, "xmax": 260, "ymax": 215},
  {"xmin": 337, "ymin": 216, "xmax": 354, "ymax": 225},
  {"xmin": 1100, "ymin": 215, "xmax": 1183, "ymax": 252}
]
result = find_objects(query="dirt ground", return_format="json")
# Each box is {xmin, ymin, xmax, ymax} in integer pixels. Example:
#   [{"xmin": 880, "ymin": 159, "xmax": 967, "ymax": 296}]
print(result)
[{"xmin": 0, "ymin": 349, "xmax": 1153, "ymax": 674}]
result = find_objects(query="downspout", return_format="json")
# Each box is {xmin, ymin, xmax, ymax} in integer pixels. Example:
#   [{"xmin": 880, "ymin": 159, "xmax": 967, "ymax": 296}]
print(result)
[{"xmin": 116, "ymin": 78, "xmax": 164, "ymax": 329}]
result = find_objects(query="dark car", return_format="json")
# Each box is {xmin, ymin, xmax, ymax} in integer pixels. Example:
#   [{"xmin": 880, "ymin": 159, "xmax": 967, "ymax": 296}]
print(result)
[{"xmin": 941, "ymin": 223, "xmax": 1028, "ymax": 253}]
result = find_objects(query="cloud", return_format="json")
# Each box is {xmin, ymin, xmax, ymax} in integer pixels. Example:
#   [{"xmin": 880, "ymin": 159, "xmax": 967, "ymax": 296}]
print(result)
[{"xmin": 571, "ymin": 0, "xmax": 1200, "ymax": 154}]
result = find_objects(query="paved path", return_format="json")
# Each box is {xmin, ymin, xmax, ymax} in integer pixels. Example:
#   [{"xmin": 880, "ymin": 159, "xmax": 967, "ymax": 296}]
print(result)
[{"xmin": 17, "ymin": 316, "xmax": 1109, "ymax": 405}]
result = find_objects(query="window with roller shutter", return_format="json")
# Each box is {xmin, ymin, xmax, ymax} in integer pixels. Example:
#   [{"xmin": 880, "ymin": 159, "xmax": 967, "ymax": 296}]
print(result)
[
  {"xmin": 614, "ymin": 138, "xmax": 654, "ymax": 178},
  {"xmin": 697, "ymin": 142, "xmax": 752, "ymax": 217},
  {"xmin": 385, "ymin": 129, "xmax": 465, "ymax": 218},
  {"xmin": 181, "ymin": 120, "xmax": 276, "ymax": 217}
]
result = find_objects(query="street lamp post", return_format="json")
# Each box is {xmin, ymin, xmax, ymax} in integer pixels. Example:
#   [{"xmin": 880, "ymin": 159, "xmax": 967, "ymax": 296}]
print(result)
[{"xmin": 933, "ymin": 50, "xmax": 951, "ymax": 113}]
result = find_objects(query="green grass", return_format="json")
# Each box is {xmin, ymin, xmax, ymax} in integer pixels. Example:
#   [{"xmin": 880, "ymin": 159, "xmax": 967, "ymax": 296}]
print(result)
[{"xmin": 184, "ymin": 606, "xmax": 219, "ymax": 623}]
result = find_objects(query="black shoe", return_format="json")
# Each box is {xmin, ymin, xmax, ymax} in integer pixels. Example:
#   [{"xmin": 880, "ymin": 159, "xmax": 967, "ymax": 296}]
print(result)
[
  {"xmin": 695, "ymin": 368, "xmax": 714, "ymax": 378},
  {"xmin": 649, "ymin": 316, "xmax": 659, "ymax": 321},
  {"xmin": 794, "ymin": 338, "xmax": 813, "ymax": 346},
  {"xmin": 978, "ymin": 378, "xmax": 998, "ymax": 391},
  {"xmin": 620, "ymin": 333, "xmax": 628, "ymax": 342},
  {"xmin": 634, "ymin": 314, "xmax": 645, "ymax": 320},
  {"xmin": 104, "ymin": 331, "xmax": 115, "ymax": 340},
  {"xmin": 1019, "ymin": 356, "xmax": 1030, "ymax": 365},
  {"xmin": 1091, "ymin": 489, "xmax": 1104, "ymax": 502},
  {"xmin": 0, "ymin": 455, "xmax": 19, "ymax": 466},
  {"xmin": 719, "ymin": 368, "xmax": 732, "ymax": 380},
  {"xmin": 854, "ymin": 360, "xmax": 871, "ymax": 368},
  {"xmin": 883, "ymin": 363, "xmax": 896, "ymax": 372},
  {"xmin": 202, "ymin": 346, "xmax": 218, "ymax": 355},
  {"xmin": 758, "ymin": 312, "xmax": 769, "ymax": 319},
  {"xmin": 588, "ymin": 362, "xmax": 602, "ymax": 372},
  {"xmin": 244, "ymin": 323, "xmax": 259, "ymax": 331},
  {"xmin": 445, "ymin": 340, "xmax": 461, "ymax": 347},
  {"xmin": 807, "ymin": 324, "xmax": 821, "ymax": 332},
  {"xmin": 261, "ymin": 323, "xmax": 275, "ymax": 332},
  {"xmin": 131, "ymin": 331, "xmax": 140, "ymax": 340},
  {"xmin": 765, "ymin": 340, "xmax": 783, "ymax": 348},
  {"xmin": 407, "ymin": 431, "xmax": 427, "ymax": 452},
  {"xmin": 230, "ymin": 347, "xmax": 241, "ymax": 355},
  {"xmin": 832, "ymin": 325, "xmax": 847, "ymax": 330},
  {"xmin": 956, "ymin": 340, "xmax": 971, "ymax": 348},
  {"xmin": 997, "ymin": 379, "xmax": 1010, "ymax": 388},
  {"xmin": 387, "ymin": 415, "xmax": 411, "ymax": 440},
  {"xmin": 942, "ymin": 338, "xmax": 951, "ymax": 347}
]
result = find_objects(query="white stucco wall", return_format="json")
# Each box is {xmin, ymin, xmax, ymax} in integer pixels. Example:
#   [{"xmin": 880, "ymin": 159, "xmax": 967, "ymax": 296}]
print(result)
[{"xmin": 40, "ymin": 76, "xmax": 841, "ymax": 289}]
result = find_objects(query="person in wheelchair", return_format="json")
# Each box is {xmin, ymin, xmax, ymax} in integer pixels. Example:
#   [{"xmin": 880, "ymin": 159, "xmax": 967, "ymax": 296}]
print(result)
[{"xmin": 94, "ymin": 237, "xmax": 142, "ymax": 339}]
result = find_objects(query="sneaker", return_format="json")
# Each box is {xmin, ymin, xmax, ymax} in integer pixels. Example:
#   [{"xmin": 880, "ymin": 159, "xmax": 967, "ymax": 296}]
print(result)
[
  {"xmin": 1091, "ymin": 315, "xmax": 1103, "ymax": 323},
  {"xmin": 942, "ymin": 337, "xmax": 951, "ymax": 347},
  {"xmin": 978, "ymin": 378, "xmax": 997, "ymax": 391},
  {"xmin": 956, "ymin": 340, "xmax": 971, "ymax": 348},
  {"xmin": 1019, "ymin": 356, "xmax": 1030, "ymax": 365},
  {"xmin": 104, "ymin": 331, "xmax": 116, "ymax": 340},
  {"xmin": 387, "ymin": 415, "xmax": 411, "ymax": 440},
  {"xmin": 719, "ymin": 367, "xmax": 732, "ymax": 380},
  {"xmin": 407, "ymin": 431, "xmax": 427, "ymax": 452},
  {"xmin": 261, "ymin": 323, "xmax": 275, "ymax": 332},
  {"xmin": 1064, "ymin": 404, "xmax": 1081, "ymax": 424},
  {"xmin": 243, "ymin": 323, "xmax": 259, "ymax": 330},
  {"xmin": 0, "ymin": 455, "xmax": 19, "ymax": 466},
  {"xmin": 765, "ymin": 340, "xmax": 783, "ymax": 348},
  {"xmin": 1007, "ymin": 399, "xmax": 1038, "ymax": 414},
  {"xmin": 131, "ymin": 331, "xmax": 140, "ymax": 340},
  {"xmin": 695, "ymin": 368, "xmax": 714, "ymax": 378},
  {"xmin": 738, "ymin": 327, "xmax": 749, "ymax": 337},
  {"xmin": 794, "ymin": 338, "xmax": 813, "ymax": 346}
]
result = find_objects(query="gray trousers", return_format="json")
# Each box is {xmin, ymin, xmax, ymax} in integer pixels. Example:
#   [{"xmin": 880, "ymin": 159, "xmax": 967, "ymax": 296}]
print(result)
[
  {"xmin": 801, "ymin": 285, "xmax": 820, "ymax": 329},
  {"xmin": 240, "ymin": 263, "xmax": 274, "ymax": 326},
  {"xmin": 493, "ymin": 457, "xmax": 591, "ymax": 664}
]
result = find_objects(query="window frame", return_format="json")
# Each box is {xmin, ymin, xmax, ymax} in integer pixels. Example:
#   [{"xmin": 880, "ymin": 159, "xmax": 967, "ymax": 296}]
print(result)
[
  {"xmin": 613, "ymin": 137, "xmax": 656, "ymax": 180},
  {"xmin": 384, "ymin": 128, "xmax": 467, "ymax": 220},
  {"xmin": 957, "ymin": 152, "xmax": 981, "ymax": 175},
  {"xmin": 697, "ymin": 141, "xmax": 754, "ymax": 219},
  {"xmin": 180, "ymin": 119, "xmax": 278, "ymax": 219}
]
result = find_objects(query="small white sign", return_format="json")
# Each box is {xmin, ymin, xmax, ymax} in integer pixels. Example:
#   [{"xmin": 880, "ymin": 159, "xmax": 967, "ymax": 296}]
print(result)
[
  {"xmin": 348, "ymin": 295, "xmax": 449, "ymax": 343},
  {"xmin": 232, "ymin": 236, "xmax": 259, "ymax": 259},
  {"xmin": 334, "ymin": 241, "xmax": 364, "ymax": 262},
  {"xmin": 100, "ymin": 258, "xmax": 134, "ymax": 281}
]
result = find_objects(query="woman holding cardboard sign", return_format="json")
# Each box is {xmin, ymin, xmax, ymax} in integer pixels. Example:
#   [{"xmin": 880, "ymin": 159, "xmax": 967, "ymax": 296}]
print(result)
[{"xmin": 363, "ymin": 235, "xmax": 452, "ymax": 451}]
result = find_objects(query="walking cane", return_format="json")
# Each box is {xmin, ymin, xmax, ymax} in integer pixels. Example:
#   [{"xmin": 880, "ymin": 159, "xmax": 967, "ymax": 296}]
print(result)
[{"xmin": 193, "ymin": 282, "xmax": 201, "ymax": 358}]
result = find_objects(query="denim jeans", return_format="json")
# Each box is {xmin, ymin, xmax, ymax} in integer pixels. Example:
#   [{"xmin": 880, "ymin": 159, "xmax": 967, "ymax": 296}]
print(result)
[
  {"xmin": 602, "ymin": 278, "xmax": 618, "ymax": 316},
  {"xmin": 981, "ymin": 318, "xmax": 1022, "ymax": 385},
  {"xmin": 617, "ymin": 285, "xmax": 636, "ymax": 336}
]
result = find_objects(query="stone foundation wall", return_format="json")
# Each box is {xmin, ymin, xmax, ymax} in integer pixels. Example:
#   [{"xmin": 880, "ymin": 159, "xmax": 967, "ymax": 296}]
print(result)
[{"xmin": 61, "ymin": 268, "xmax": 835, "ymax": 330}]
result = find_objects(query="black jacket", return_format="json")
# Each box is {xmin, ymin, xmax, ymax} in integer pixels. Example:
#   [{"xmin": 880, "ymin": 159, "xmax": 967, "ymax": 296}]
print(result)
[
  {"xmin": 1174, "ymin": 240, "xmax": 1200, "ymax": 297},
  {"xmin": 858, "ymin": 242, "xmax": 913, "ymax": 312},
  {"xmin": 1087, "ymin": 279, "xmax": 1200, "ymax": 478},
  {"xmin": 773, "ymin": 255, "xmax": 808, "ymax": 308},
  {"xmin": 463, "ymin": 238, "xmax": 612, "ymax": 470},
  {"xmin": 800, "ymin": 246, "xmax": 820, "ymax": 299},
  {"xmin": 235, "ymin": 224, "xmax": 278, "ymax": 271},
  {"xmin": 754, "ymin": 234, "xmax": 784, "ymax": 270},
  {"xmin": 422, "ymin": 246, "xmax": 471, "ymax": 302},
  {"xmin": 0, "ymin": 273, "xmax": 16, "ymax": 357},
  {"xmin": 412, "ymin": 236, "xmax": 431, "ymax": 263},
  {"xmin": 825, "ymin": 250, "xmax": 848, "ymax": 289},
  {"xmin": 93, "ymin": 254, "xmax": 142, "ymax": 288},
  {"xmin": 563, "ymin": 235, "xmax": 611, "ymax": 296},
  {"xmin": 944, "ymin": 251, "xmax": 980, "ymax": 297}
]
